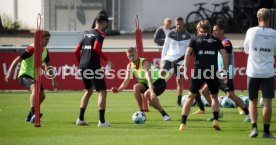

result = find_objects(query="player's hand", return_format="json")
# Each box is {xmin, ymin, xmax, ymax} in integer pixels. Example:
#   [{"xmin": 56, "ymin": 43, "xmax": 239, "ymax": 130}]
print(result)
[
  {"xmin": 4, "ymin": 74, "xmax": 12, "ymax": 82},
  {"xmin": 111, "ymin": 87, "xmax": 119, "ymax": 93},
  {"xmin": 107, "ymin": 60, "xmax": 114, "ymax": 68},
  {"xmin": 150, "ymin": 89, "xmax": 157, "ymax": 100}
]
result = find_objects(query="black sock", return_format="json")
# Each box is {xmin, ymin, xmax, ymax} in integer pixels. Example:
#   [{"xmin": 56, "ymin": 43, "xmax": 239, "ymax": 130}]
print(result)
[
  {"xmin": 99, "ymin": 110, "xmax": 105, "ymax": 123},
  {"xmin": 195, "ymin": 92, "xmax": 205, "ymax": 111},
  {"xmin": 242, "ymin": 107, "xmax": 249, "ymax": 115},
  {"xmin": 252, "ymin": 123, "xmax": 257, "ymax": 129},
  {"xmin": 264, "ymin": 124, "xmax": 270, "ymax": 134},
  {"xmin": 30, "ymin": 107, "xmax": 35, "ymax": 116},
  {"xmin": 213, "ymin": 111, "xmax": 219, "ymax": 120},
  {"xmin": 181, "ymin": 115, "xmax": 187, "ymax": 124},
  {"xmin": 160, "ymin": 110, "xmax": 168, "ymax": 117},
  {"xmin": 79, "ymin": 107, "xmax": 86, "ymax": 121},
  {"xmin": 177, "ymin": 95, "xmax": 182, "ymax": 105}
]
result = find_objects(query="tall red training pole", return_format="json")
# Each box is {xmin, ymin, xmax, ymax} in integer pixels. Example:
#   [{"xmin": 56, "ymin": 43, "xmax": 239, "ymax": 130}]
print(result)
[
  {"xmin": 135, "ymin": 15, "xmax": 149, "ymax": 112},
  {"xmin": 34, "ymin": 14, "xmax": 43, "ymax": 127}
]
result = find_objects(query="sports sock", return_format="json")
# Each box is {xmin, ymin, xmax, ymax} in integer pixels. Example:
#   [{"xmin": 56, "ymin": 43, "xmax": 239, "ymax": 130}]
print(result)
[
  {"xmin": 242, "ymin": 107, "xmax": 249, "ymax": 115},
  {"xmin": 181, "ymin": 115, "xmax": 187, "ymax": 124},
  {"xmin": 99, "ymin": 109, "xmax": 105, "ymax": 123},
  {"xmin": 79, "ymin": 107, "xmax": 86, "ymax": 121},
  {"xmin": 177, "ymin": 95, "xmax": 182, "ymax": 105},
  {"xmin": 195, "ymin": 92, "xmax": 205, "ymax": 111},
  {"xmin": 160, "ymin": 110, "xmax": 168, "ymax": 117},
  {"xmin": 213, "ymin": 111, "xmax": 219, "ymax": 120},
  {"xmin": 264, "ymin": 124, "xmax": 270, "ymax": 134},
  {"xmin": 252, "ymin": 123, "xmax": 257, "ymax": 129},
  {"xmin": 30, "ymin": 107, "xmax": 35, "ymax": 116}
]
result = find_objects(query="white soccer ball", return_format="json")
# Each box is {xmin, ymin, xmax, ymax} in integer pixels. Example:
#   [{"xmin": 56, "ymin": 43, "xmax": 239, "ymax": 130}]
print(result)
[
  {"xmin": 181, "ymin": 95, "xmax": 196, "ymax": 106},
  {"xmin": 221, "ymin": 96, "xmax": 236, "ymax": 108},
  {"xmin": 132, "ymin": 111, "xmax": 146, "ymax": 124},
  {"xmin": 260, "ymin": 97, "xmax": 263, "ymax": 107},
  {"xmin": 240, "ymin": 95, "xmax": 249, "ymax": 107}
]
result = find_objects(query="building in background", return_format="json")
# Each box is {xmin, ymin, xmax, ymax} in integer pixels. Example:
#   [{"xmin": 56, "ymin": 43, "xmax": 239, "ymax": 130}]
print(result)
[{"xmin": 1, "ymin": 0, "xmax": 251, "ymax": 32}]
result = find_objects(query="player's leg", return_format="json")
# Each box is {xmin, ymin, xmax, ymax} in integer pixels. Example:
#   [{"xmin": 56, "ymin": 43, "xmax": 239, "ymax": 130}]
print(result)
[
  {"xmin": 176, "ymin": 77, "xmax": 183, "ymax": 106},
  {"xmin": 76, "ymin": 69, "xmax": 94, "ymax": 125},
  {"xmin": 93, "ymin": 71, "xmax": 111, "ymax": 127},
  {"xmin": 248, "ymin": 77, "xmax": 260, "ymax": 137},
  {"xmin": 206, "ymin": 79, "xmax": 221, "ymax": 131},
  {"xmin": 261, "ymin": 77, "xmax": 275, "ymax": 138},
  {"xmin": 175, "ymin": 64, "xmax": 184, "ymax": 106},
  {"xmin": 144, "ymin": 79, "xmax": 170, "ymax": 121},
  {"xmin": 179, "ymin": 77, "xmax": 203, "ymax": 131},
  {"xmin": 227, "ymin": 91, "xmax": 250, "ymax": 122},
  {"xmin": 133, "ymin": 83, "xmax": 147, "ymax": 111},
  {"xmin": 192, "ymin": 84, "xmax": 207, "ymax": 114},
  {"xmin": 19, "ymin": 75, "xmax": 37, "ymax": 122},
  {"xmin": 201, "ymin": 84, "xmax": 212, "ymax": 105},
  {"xmin": 223, "ymin": 79, "xmax": 250, "ymax": 121}
]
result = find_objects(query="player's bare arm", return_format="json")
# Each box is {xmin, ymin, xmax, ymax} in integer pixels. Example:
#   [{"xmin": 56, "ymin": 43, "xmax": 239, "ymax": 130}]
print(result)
[
  {"xmin": 111, "ymin": 64, "xmax": 131, "ymax": 93},
  {"xmin": 143, "ymin": 60, "xmax": 156, "ymax": 100},
  {"xmin": 5, "ymin": 56, "xmax": 22, "ymax": 82}
]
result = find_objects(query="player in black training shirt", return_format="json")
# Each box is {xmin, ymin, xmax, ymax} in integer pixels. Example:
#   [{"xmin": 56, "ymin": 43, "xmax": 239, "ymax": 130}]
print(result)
[
  {"xmin": 179, "ymin": 20, "xmax": 229, "ymax": 131},
  {"xmin": 74, "ymin": 14, "xmax": 114, "ymax": 126}
]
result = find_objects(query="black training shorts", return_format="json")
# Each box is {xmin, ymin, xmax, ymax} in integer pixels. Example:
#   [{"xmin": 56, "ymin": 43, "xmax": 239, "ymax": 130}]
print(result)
[
  {"xmin": 247, "ymin": 76, "xmax": 275, "ymax": 100},
  {"xmin": 142, "ymin": 79, "xmax": 166, "ymax": 96},
  {"xmin": 19, "ymin": 74, "xmax": 44, "ymax": 91},
  {"xmin": 80, "ymin": 67, "xmax": 106, "ymax": 91}
]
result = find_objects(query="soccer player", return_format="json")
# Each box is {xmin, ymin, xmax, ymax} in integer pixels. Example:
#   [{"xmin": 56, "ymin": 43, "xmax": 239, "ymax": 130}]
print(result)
[
  {"xmin": 194, "ymin": 23, "xmax": 251, "ymax": 122},
  {"xmin": 111, "ymin": 47, "xmax": 171, "ymax": 121},
  {"xmin": 179, "ymin": 20, "xmax": 229, "ymax": 131},
  {"xmin": 160, "ymin": 17, "xmax": 191, "ymax": 106},
  {"xmin": 5, "ymin": 30, "xmax": 58, "ymax": 123},
  {"xmin": 74, "ymin": 14, "xmax": 114, "ymax": 127},
  {"xmin": 244, "ymin": 8, "xmax": 276, "ymax": 138}
]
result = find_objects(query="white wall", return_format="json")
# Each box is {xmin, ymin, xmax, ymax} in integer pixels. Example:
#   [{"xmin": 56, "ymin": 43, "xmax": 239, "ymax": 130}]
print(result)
[
  {"xmin": 17, "ymin": 0, "xmax": 41, "ymax": 29},
  {"xmin": 0, "ymin": 0, "xmax": 41, "ymax": 29},
  {"xmin": 0, "ymin": 0, "xmax": 15, "ymax": 21},
  {"xmin": 0, "ymin": 0, "xmax": 233, "ymax": 31},
  {"xmin": 120, "ymin": 0, "xmax": 233, "ymax": 31}
]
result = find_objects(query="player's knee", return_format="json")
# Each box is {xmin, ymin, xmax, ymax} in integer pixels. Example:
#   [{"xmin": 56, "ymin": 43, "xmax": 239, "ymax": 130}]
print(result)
[{"xmin": 133, "ymin": 84, "xmax": 143, "ymax": 92}]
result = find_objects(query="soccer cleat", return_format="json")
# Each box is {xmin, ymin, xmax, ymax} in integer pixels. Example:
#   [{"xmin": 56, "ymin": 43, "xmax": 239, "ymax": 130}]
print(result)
[
  {"xmin": 263, "ymin": 132, "xmax": 276, "ymax": 138},
  {"xmin": 244, "ymin": 115, "xmax": 251, "ymax": 122},
  {"xmin": 249, "ymin": 127, "xmax": 258, "ymax": 138},
  {"xmin": 207, "ymin": 112, "xmax": 224, "ymax": 121},
  {"xmin": 237, "ymin": 107, "xmax": 244, "ymax": 115},
  {"xmin": 212, "ymin": 120, "xmax": 221, "ymax": 131},
  {"xmin": 25, "ymin": 116, "xmax": 31, "ymax": 122},
  {"xmin": 192, "ymin": 109, "xmax": 206, "ymax": 114},
  {"xmin": 98, "ymin": 121, "xmax": 111, "ymax": 127},
  {"xmin": 179, "ymin": 123, "xmax": 186, "ymax": 131},
  {"xmin": 30, "ymin": 113, "xmax": 43, "ymax": 123},
  {"xmin": 76, "ymin": 118, "xmax": 88, "ymax": 126},
  {"xmin": 163, "ymin": 115, "xmax": 171, "ymax": 121}
]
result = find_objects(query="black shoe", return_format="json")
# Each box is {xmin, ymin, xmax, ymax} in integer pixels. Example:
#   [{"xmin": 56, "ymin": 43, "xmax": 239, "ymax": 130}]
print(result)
[{"xmin": 263, "ymin": 132, "xmax": 276, "ymax": 138}]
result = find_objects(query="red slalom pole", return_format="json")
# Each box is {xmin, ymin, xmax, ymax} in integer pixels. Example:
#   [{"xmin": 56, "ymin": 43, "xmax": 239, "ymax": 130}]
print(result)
[
  {"xmin": 135, "ymin": 15, "xmax": 148, "ymax": 112},
  {"xmin": 34, "ymin": 14, "xmax": 43, "ymax": 127}
]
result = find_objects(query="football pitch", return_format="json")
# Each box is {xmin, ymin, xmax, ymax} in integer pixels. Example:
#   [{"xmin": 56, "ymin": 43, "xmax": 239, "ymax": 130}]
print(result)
[{"xmin": 0, "ymin": 90, "xmax": 275, "ymax": 145}]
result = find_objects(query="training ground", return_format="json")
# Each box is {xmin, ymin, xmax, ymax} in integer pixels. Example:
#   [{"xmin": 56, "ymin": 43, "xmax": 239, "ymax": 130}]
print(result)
[{"xmin": 0, "ymin": 90, "xmax": 275, "ymax": 145}]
